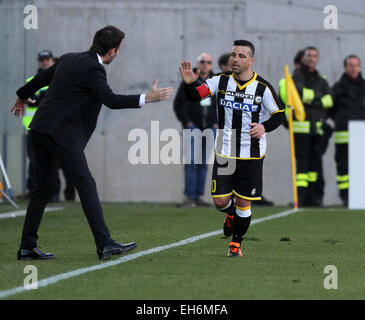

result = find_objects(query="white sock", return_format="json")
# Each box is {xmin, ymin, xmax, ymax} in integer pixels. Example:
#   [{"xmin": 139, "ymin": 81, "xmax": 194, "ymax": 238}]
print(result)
[{"xmin": 235, "ymin": 206, "xmax": 252, "ymax": 218}]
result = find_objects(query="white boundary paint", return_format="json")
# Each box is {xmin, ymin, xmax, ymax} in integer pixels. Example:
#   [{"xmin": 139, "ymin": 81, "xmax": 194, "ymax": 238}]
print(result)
[
  {"xmin": 0, "ymin": 208, "xmax": 302, "ymax": 299},
  {"xmin": 0, "ymin": 207, "xmax": 64, "ymax": 220}
]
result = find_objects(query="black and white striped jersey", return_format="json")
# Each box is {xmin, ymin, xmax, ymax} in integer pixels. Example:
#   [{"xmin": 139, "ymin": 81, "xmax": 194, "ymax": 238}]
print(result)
[{"xmin": 202, "ymin": 71, "xmax": 284, "ymax": 159}]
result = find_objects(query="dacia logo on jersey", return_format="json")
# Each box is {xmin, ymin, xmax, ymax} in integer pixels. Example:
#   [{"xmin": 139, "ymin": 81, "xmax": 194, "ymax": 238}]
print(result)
[{"xmin": 219, "ymin": 98, "xmax": 259, "ymax": 112}]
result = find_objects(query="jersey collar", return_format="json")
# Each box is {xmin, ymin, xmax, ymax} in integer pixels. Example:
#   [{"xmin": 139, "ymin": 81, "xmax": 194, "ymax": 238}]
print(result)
[{"xmin": 232, "ymin": 71, "xmax": 257, "ymax": 90}]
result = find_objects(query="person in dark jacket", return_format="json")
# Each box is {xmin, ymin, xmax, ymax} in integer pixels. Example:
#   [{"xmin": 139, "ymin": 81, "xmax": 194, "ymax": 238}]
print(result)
[
  {"xmin": 279, "ymin": 47, "xmax": 334, "ymax": 207},
  {"xmin": 24, "ymin": 51, "xmax": 76, "ymax": 203},
  {"xmin": 218, "ymin": 52, "xmax": 232, "ymax": 73},
  {"xmin": 173, "ymin": 52, "xmax": 218, "ymax": 207},
  {"xmin": 330, "ymin": 55, "xmax": 365, "ymax": 206},
  {"xmin": 11, "ymin": 25, "xmax": 173, "ymax": 260},
  {"xmin": 23, "ymin": 51, "xmax": 57, "ymax": 199}
]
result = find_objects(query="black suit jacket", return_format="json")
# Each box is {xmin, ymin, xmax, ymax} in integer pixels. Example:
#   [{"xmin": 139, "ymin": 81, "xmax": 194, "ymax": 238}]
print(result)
[{"xmin": 17, "ymin": 50, "xmax": 141, "ymax": 153}]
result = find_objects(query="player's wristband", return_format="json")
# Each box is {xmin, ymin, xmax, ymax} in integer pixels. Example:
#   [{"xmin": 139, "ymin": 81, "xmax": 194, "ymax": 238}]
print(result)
[{"xmin": 196, "ymin": 84, "xmax": 211, "ymax": 99}]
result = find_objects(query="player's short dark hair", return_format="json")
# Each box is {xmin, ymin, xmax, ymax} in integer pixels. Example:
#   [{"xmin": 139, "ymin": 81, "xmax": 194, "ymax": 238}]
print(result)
[
  {"xmin": 90, "ymin": 25, "xmax": 125, "ymax": 56},
  {"xmin": 233, "ymin": 40, "xmax": 255, "ymax": 57},
  {"xmin": 218, "ymin": 52, "xmax": 231, "ymax": 67},
  {"xmin": 344, "ymin": 54, "xmax": 361, "ymax": 67},
  {"xmin": 294, "ymin": 49, "xmax": 305, "ymax": 65},
  {"xmin": 304, "ymin": 46, "xmax": 319, "ymax": 55}
]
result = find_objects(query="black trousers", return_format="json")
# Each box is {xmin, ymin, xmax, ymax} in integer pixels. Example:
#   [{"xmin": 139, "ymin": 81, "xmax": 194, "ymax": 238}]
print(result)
[
  {"xmin": 26, "ymin": 132, "xmax": 37, "ymax": 192},
  {"xmin": 54, "ymin": 165, "xmax": 76, "ymax": 201},
  {"xmin": 61, "ymin": 168, "xmax": 76, "ymax": 201},
  {"xmin": 294, "ymin": 134, "xmax": 325, "ymax": 204},
  {"xmin": 20, "ymin": 130, "xmax": 112, "ymax": 249},
  {"xmin": 335, "ymin": 143, "xmax": 348, "ymax": 201},
  {"xmin": 26, "ymin": 132, "xmax": 59, "ymax": 200}
]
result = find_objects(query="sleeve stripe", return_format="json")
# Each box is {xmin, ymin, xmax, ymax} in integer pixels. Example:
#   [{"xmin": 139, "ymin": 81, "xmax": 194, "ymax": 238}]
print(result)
[{"xmin": 270, "ymin": 109, "xmax": 284, "ymax": 115}]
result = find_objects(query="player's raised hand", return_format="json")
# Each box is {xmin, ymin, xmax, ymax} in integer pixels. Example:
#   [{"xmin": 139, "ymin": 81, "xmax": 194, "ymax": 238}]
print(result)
[
  {"xmin": 249, "ymin": 123, "xmax": 265, "ymax": 139},
  {"xmin": 145, "ymin": 80, "xmax": 173, "ymax": 103},
  {"xmin": 179, "ymin": 61, "xmax": 200, "ymax": 84},
  {"xmin": 10, "ymin": 97, "xmax": 35, "ymax": 117}
]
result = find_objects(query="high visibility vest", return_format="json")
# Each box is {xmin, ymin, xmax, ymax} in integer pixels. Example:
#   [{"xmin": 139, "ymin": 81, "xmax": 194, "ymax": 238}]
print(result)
[
  {"xmin": 22, "ymin": 75, "xmax": 49, "ymax": 130},
  {"xmin": 279, "ymin": 77, "xmax": 330, "ymax": 136}
]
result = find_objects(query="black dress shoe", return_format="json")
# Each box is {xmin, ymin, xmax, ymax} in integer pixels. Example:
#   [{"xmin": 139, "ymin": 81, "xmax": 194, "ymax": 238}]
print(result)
[
  {"xmin": 97, "ymin": 240, "xmax": 137, "ymax": 260},
  {"xmin": 17, "ymin": 247, "xmax": 55, "ymax": 260}
]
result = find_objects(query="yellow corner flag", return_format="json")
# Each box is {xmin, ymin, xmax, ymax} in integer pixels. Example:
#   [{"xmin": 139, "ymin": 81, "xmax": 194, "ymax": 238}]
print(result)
[
  {"xmin": 284, "ymin": 64, "xmax": 305, "ymax": 121},
  {"xmin": 284, "ymin": 64, "xmax": 305, "ymax": 210}
]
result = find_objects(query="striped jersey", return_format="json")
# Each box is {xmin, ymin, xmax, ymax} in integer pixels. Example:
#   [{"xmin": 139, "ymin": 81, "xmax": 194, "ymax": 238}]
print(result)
[{"xmin": 202, "ymin": 71, "xmax": 283, "ymax": 159}]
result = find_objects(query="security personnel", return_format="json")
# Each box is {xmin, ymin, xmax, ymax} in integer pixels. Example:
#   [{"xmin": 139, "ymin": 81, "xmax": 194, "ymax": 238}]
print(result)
[
  {"xmin": 24, "ymin": 50, "xmax": 55, "ymax": 194},
  {"xmin": 279, "ymin": 47, "xmax": 333, "ymax": 207},
  {"xmin": 331, "ymin": 55, "xmax": 365, "ymax": 206},
  {"xmin": 24, "ymin": 50, "xmax": 77, "ymax": 202}
]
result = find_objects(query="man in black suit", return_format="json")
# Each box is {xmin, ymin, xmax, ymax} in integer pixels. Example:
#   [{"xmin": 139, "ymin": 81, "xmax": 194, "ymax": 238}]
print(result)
[{"xmin": 11, "ymin": 25, "xmax": 173, "ymax": 260}]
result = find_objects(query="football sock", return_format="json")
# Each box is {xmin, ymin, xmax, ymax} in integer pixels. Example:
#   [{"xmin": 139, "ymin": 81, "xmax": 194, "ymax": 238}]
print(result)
[
  {"xmin": 218, "ymin": 199, "xmax": 235, "ymax": 215},
  {"xmin": 232, "ymin": 205, "xmax": 252, "ymax": 244}
]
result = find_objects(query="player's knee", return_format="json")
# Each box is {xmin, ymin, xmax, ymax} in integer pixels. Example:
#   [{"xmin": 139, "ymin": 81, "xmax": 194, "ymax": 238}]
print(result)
[
  {"xmin": 213, "ymin": 196, "xmax": 231, "ymax": 209},
  {"xmin": 235, "ymin": 197, "xmax": 251, "ymax": 208}
]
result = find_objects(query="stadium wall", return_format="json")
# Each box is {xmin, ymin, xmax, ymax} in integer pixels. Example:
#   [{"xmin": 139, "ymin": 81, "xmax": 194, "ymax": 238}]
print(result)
[{"xmin": 1, "ymin": 0, "xmax": 365, "ymax": 205}]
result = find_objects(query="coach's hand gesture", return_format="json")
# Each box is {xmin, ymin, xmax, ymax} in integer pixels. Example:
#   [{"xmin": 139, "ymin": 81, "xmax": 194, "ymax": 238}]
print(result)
[
  {"xmin": 145, "ymin": 80, "xmax": 173, "ymax": 103},
  {"xmin": 10, "ymin": 97, "xmax": 35, "ymax": 117},
  {"xmin": 179, "ymin": 61, "xmax": 200, "ymax": 85}
]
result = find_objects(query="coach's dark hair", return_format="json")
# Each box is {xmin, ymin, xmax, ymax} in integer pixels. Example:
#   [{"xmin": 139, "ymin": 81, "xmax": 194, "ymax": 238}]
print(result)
[
  {"xmin": 304, "ymin": 46, "xmax": 319, "ymax": 54},
  {"xmin": 90, "ymin": 25, "xmax": 125, "ymax": 56},
  {"xmin": 233, "ymin": 40, "xmax": 255, "ymax": 57},
  {"xmin": 344, "ymin": 54, "xmax": 360, "ymax": 67}
]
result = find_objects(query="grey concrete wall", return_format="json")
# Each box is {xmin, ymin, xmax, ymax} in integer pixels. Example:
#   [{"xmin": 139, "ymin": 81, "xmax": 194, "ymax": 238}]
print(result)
[
  {"xmin": 0, "ymin": 0, "xmax": 35, "ymax": 195},
  {"xmin": 1, "ymin": 0, "xmax": 365, "ymax": 205}
]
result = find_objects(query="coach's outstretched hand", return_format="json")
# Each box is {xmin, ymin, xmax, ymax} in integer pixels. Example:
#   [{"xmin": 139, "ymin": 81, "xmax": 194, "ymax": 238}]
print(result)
[
  {"xmin": 10, "ymin": 97, "xmax": 36, "ymax": 117},
  {"xmin": 145, "ymin": 80, "xmax": 173, "ymax": 103},
  {"xmin": 179, "ymin": 61, "xmax": 200, "ymax": 84}
]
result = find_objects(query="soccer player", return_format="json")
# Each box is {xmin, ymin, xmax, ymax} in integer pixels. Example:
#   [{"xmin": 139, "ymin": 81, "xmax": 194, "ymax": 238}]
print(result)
[{"xmin": 179, "ymin": 40, "xmax": 284, "ymax": 257}]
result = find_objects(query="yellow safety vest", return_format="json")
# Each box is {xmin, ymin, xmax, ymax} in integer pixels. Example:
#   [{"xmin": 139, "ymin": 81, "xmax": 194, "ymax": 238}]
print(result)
[
  {"xmin": 22, "ymin": 76, "xmax": 49, "ymax": 130},
  {"xmin": 279, "ymin": 77, "xmax": 331, "ymax": 136}
]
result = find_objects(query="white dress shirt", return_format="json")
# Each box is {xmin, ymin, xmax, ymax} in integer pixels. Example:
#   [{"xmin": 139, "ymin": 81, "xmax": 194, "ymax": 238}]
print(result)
[{"xmin": 97, "ymin": 53, "xmax": 145, "ymax": 106}]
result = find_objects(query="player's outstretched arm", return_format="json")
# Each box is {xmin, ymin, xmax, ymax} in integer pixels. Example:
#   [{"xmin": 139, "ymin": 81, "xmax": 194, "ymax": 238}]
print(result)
[
  {"xmin": 145, "ymin": 80, "xmax": 173, "ymax": 103},
  {"xmin": 179, "ymin": 60, "xmax": 212, "ymax": 102},
  {"xmin": 179, "ymin": 61, "xmax": 200, "ymax": 84}
]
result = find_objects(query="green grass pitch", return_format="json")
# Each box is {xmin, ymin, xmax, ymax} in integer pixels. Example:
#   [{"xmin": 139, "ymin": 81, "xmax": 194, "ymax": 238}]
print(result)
[{"xmin": 0, "ymin": 202, "xmax": 364, "ymax": 299}]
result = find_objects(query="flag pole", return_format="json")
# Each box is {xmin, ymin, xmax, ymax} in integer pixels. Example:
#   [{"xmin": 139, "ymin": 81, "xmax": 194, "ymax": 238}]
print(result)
[
  {"xmin": 287, "ymin": 105, "xmax": 298, "ymax": 210},
  {"xmin": 284, "ymin": 64, "xmax": 304, "ymax": 210}
]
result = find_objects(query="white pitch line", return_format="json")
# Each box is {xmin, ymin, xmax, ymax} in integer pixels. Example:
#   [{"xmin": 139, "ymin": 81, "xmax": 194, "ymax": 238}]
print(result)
[
  {"xmin": 0, "ymin": 207, "xmax": 64, "ymax": 220},
  {"xmin": 0, "ymin": 208, "xmax": 302, "ymax": 299}
]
